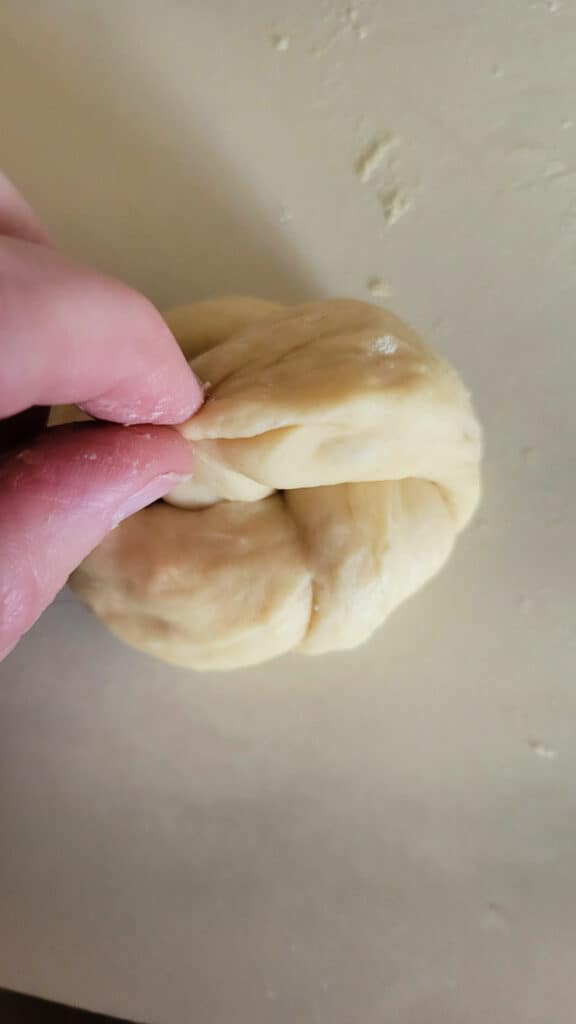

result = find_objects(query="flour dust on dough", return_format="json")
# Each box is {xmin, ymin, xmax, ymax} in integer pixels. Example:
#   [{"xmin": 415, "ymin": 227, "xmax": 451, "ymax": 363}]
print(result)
[{"xmin": 65, "ymin": 296, "xmax": 482, "ymax": 670}]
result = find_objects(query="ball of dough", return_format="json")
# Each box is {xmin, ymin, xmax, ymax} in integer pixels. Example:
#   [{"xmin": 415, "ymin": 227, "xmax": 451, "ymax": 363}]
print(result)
[{"xmin": 69, "ymin": 296, "xmax": 482, "ymax": 670}]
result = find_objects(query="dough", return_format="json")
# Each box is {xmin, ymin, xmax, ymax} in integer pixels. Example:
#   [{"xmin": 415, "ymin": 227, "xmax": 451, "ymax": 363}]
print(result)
[{"xmin": 67, "ymin": 296, "xmax": 482, "ymax": 670}]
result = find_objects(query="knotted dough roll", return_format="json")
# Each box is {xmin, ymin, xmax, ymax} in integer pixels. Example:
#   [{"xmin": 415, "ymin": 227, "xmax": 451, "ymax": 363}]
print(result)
[{"xmin": 67, "ymin": 297, "xmax": 482, "ymax": 670}]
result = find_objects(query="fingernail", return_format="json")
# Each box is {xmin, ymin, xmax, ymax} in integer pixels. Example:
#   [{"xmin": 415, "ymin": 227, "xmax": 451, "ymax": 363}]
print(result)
[{"xmin": 113, "ymin": 473, "xmax": 190, "ymax": 524}]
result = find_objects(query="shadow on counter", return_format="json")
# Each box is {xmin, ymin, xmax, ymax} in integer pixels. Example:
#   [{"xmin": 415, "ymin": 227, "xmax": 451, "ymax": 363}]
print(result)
[
  {"xmin": 0, "ymin": 989, "xmax": 135, "ymax": 1024},
  {"xmin": 0, "ymin": 5, "xmax": 314, "ymax": 309}
]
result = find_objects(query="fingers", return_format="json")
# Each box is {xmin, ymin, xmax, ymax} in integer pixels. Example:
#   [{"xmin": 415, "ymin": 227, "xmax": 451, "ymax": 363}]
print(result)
[
  {"xmin": 0, "ymin": 236, "xmax": 204, "ymax": 424},
  {"xmin": 0, "ymin": 171, "xmax": 51, "ymax": 245},
  {"xmin": 0, "ymin": 175, "xmax": 202, "ymax": 658},
  {"xmin": 0, "ymin": 422, "xmax": 193, "ymax": 660}
]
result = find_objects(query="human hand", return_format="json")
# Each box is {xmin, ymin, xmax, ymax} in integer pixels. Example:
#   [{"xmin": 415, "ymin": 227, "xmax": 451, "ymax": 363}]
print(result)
[{"xmin": 0, "ymin": 173, "xmax": 203, "ymax": 660}]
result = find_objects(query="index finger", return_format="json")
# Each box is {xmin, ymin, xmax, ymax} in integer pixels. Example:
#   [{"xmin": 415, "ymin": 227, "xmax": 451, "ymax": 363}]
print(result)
[
  {"xmin": 0, "ymin": 172, "xmax": 52, "ymax": 245},
  {"xmin": 0, "ymin": 176, "xmax": 203, "ymax": 425},
  {"xmin": 0, "ymin": 238, "xmax": 203, "ymax": 424}
]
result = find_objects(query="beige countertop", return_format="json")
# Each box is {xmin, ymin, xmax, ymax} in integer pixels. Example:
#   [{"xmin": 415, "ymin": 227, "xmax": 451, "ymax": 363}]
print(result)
[{"xmin": 1, "ymin": 1, "xmax": 575, "ymax": 1021}]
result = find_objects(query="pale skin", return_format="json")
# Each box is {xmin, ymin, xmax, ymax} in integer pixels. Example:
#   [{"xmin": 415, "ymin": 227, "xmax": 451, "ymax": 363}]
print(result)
[{"xmin": 0, "ymin": 173, "xmax": 204, "ymax": 661}]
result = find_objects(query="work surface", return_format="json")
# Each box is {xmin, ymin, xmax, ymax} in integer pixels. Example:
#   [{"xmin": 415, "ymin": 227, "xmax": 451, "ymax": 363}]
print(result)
[{"xmin": 1, "ymin": 2, "xmax": 575, "ymax": 1022}]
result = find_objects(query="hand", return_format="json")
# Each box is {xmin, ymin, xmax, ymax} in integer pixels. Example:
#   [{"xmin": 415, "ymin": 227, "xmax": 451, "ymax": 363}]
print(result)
[{"xmin": 0, "ymin": 173, "xmax": 203, "ymax": 660}]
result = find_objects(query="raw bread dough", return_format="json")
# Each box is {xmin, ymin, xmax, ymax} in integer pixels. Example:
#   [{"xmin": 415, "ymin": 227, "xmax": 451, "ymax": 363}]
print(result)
[{"xmin": 68, "ymin": 297, "xmax": 482, "ymax": 670}]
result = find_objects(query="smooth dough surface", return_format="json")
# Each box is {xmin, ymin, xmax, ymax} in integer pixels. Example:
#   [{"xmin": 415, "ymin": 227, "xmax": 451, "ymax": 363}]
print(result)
[{"xmin": 68, "ymin": 296, "xmax": 482, "ymax": 670}]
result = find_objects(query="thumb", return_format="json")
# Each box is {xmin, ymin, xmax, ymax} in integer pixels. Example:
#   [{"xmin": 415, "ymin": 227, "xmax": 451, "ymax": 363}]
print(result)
[{"xmin": 0, "ymin": 422, "xmax": 193, "ymax": 660}]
